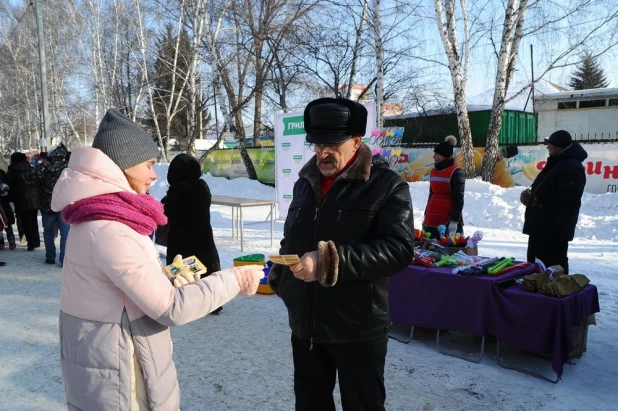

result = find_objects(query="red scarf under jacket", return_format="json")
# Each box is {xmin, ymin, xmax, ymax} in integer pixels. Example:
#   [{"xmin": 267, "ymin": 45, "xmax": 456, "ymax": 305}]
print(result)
[{"xmin": 320, "ymin": 151, "xmax": 359, "ymax": 200}]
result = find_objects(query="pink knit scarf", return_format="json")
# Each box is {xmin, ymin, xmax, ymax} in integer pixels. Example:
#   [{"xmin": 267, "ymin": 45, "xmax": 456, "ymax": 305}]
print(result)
[{"xmin": 62, "ymin": 192, "xmax": 167, "ymax": 236}]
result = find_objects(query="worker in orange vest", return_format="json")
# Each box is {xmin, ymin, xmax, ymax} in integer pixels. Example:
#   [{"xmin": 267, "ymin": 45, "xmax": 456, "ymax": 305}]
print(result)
[{"xmin": 422, "ymin": 135, "xmax": 465, "ymax": 239}]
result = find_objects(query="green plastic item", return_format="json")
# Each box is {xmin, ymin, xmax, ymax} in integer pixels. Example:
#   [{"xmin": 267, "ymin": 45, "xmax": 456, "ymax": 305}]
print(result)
[
  {"xmin": 234, "ymin": 254, "xmax": 265, "ymax": 262},
  {"xmin": 233, "ymin": 254, "xmax": 265, "ymax": 267},
  {"xmin": 435, "ymin": 255, "xmax": 462, "ymax": 267},
  {"xmin": 487, "ymin": 257, "xmax": 515, "ymax": 275}
]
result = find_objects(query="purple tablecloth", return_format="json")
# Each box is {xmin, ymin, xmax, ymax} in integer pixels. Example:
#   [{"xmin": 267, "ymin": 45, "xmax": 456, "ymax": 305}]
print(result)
[
  {"xmin": 492, "ymin": 283, "xmax": 599, "ymax": 376},
  {"xmin": 389, "ymin": 264, "xmax": 600, "ymax": 377},
  {"xmin": 389, "ymin": 264, "xmax": 536, "ymax": 336}
]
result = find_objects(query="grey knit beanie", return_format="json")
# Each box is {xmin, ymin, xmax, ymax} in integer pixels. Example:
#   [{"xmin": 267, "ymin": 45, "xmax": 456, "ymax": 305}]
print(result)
[{"xmin": 92, "ymin": 108, "xmax": 159, "ymax": 170}]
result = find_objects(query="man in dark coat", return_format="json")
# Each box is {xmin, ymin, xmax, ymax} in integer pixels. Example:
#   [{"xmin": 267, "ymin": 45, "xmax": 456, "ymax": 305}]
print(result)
[
  {"xmin": 163, "ymin": 154, "xmax": 221, "ymax": 277},
  {"xmin": 35, "ymin": 144, "xmax": 70, "ymax": 264},
  {"xmin": 522, "ymin": 130, "xmax": 587, "ymax": 273},
  {"xmin": 268, "ymin": 98, "xmax": 415, "ymax": 411},
  {"xmin": 6, "ymin": 152, "xmax": 40, "ymax": 251}
]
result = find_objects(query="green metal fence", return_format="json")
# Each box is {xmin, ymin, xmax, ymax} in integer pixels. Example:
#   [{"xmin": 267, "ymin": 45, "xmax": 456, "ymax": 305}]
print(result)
[{"xmin": 384, "ymin": 109, "xmax": 537, "ymax": 146}]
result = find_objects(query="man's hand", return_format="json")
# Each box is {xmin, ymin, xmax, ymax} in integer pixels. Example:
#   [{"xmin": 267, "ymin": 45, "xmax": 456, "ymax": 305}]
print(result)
[
  {"xmin": 172, "ymin": 254, "xmax": 200, "ymax": 288},
  {"xmin": 289, "ymin": 251, "xmax": 319, "ymax": 282}
]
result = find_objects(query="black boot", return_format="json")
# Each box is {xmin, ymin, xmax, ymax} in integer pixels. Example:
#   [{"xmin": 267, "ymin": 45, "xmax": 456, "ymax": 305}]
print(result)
[{"xmin": 8, "ymin": 234, "xmax": 16, "ymax": 250}]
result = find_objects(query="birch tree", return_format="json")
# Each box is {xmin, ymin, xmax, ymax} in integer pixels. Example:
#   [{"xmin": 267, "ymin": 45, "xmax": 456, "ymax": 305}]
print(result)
[
  {"xmin": 134, "ymin": 0, "xmax": 167, "ymax": 160},
  {"xmin": 434, "ymin": 0, "xmax": 474, "ymax": 178},
  {"xmin": 346, "ymin": 0, "xmax": 368, "ymax": 99},
  {"xmin": 372, "ymin": 0, "xmax": 384, "ymax": 127},
  {"xmin": 480, "ymin": 0, "xmax": 526, "ymax": 182},
  {"xmin": 479, "ymin": 0, "xmax": 618, "ymax": 182},
  {"xmin": 177, "ymin": 0, "xmax": 210, "ymax": 154}
]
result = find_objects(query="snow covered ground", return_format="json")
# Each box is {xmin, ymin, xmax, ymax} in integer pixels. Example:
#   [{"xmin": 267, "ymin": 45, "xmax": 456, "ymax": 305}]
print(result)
[{"xmin": 1, "ymin": 166, "xmax": 617, "ymax": 410}]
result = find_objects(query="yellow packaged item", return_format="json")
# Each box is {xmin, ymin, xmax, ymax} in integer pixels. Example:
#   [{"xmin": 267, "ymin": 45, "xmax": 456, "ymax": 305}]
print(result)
[{"xmin": 163, "ymin": 256, "xmax": 207, "ymax": 282}]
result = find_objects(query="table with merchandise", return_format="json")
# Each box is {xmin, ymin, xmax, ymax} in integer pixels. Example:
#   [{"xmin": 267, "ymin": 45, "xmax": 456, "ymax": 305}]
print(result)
[{"xmin": 389, "ymin": 256, "xmax": 599, "ymax": 382}]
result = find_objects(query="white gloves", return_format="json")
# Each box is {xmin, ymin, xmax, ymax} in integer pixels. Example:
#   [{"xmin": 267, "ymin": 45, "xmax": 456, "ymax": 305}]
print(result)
[
  {"xmin": 447, "ymin": 221, "xmax": 458, "ymax": 236},
  {"xmin": 171, "ymin": 255, "xmax": 201, "ymax": 288},
  {"xmin": 231, "ymin": 265, "xmax": 265, "ymax": 295}
]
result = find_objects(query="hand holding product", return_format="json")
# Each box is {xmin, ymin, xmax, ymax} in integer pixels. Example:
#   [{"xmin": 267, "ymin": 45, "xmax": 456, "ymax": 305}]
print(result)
[{"xmin": 163, "ymin": 255, "xmax": 207, "ymax": 287}]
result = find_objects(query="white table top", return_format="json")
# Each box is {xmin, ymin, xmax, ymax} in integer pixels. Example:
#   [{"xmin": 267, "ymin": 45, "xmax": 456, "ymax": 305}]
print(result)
[{"xmin": 211, "ymin": 195, "xmax": 276, "ymax": 207}]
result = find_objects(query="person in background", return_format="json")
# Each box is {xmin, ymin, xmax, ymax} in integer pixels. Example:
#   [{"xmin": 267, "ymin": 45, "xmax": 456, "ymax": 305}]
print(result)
[
  {"xmin": 422, "ymin": 135, "xmax": 465, "ymax": 239},
  {"xmin": 163, "ymin": 154, "xmax": 222, "ymax": 312},
  {"xmin": 268, "ymin": 98, "xmax": 415, "ymax": 411},
  {"xmin": 6, "ymin": 152, "xmax": 40, "ymax": 251},
  {"xmin": 0, "ymin": 158, "xmax": 16, "ymax": 250},
  {"xmin": 522, "ymin": 130, "xmax": 587, "ymax": 274},
  {"xmin": 52, "ymin": 108, "xmax": 264, "ymax": 410},
  {"xmin": 35, "ymin": 144, "xmax": 70, "ymax": 265}
]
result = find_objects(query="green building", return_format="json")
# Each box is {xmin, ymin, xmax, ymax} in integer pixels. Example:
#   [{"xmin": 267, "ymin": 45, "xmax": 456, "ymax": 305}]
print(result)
[{"xmin": 384, "ymin": 108, "xmax": 537, "ymax": 146}]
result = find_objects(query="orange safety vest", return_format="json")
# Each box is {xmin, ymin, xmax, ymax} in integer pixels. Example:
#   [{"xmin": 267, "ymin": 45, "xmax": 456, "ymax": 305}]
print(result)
[{"xmin": 423, "ymin": 164, "xmax": 458, "ymax": 228}]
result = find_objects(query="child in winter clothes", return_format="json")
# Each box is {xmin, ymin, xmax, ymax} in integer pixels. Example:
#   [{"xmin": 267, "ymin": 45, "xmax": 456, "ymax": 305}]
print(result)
[{"xmin": 52, "ymin": 108, "xmax": 264, "ymax": 411}]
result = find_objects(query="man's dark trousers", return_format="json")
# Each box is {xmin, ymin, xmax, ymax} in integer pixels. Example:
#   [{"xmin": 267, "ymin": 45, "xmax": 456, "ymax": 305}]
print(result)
[
  {"xmin": 527, "ymin": 234, "xmax": 569, "ymax": 274},
  {"xmin": 291, "ymin": 333, "xmax": 388, "ymax": 411}
]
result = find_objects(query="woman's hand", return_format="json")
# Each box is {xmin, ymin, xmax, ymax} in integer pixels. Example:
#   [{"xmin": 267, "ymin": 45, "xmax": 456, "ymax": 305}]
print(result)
[
  {"xmin": 172, "ymin": 254, "xmax": 201, "ymax": 287},
  {"xmin": 231, "ymin": 265, "xmax": 265, "ymax": 295}
]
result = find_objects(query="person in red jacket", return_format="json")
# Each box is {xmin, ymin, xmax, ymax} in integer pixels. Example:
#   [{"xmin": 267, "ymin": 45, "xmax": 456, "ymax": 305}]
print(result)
[{"xmin": 422, "ymin": 135, "xmax": 465, "ymax": 239}]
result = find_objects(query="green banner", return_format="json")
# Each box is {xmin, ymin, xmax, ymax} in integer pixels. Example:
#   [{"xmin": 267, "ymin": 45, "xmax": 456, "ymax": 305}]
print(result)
[
  {"xmin": 282, "ymin": 116, "xmax": 305, "ymax": 136},
  {"xmin": 202, "ymin": 148, "xmax": 275, "ymax": 184}
]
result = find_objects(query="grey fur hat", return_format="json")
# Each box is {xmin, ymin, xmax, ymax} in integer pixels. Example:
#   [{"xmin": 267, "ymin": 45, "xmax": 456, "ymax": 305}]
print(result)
[{"xmin": 92, "ymin": 108, "xmax": 159, "ymax": 170}]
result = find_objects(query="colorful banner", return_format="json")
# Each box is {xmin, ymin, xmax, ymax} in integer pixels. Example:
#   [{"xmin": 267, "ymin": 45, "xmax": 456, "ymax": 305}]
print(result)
[
  {"xmin": 375, "ymin": 143, "xmax": 618, "ymax": 194},
  {"xmin": 202, "ymin": 148, "xmax": 275, "ymax": 184}
]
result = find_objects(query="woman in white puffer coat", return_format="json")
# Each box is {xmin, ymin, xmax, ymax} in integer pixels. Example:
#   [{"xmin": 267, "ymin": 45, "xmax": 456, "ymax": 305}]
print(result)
[{"xmin": 52, "ymin": 108, "xmax": 263, "ymax": 411}]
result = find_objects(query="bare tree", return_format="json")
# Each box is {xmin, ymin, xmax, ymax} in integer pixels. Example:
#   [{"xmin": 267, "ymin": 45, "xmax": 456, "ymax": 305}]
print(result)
[
  {"xmin": 346, "ymin": 0, "xmax": 369, "ymax": 99},
  {"xmin": 480, "ymin": 0, "xmax": 527, "ymax": 182},
  {"xmin": 372, "ymin": 0, "xmax": 384, "ymax": 127},
  {"xmin": 433, "ymin": 0, "xmax": 474, "ymax": 177},
  {"xmin": 481, "ymin": 0, "xmax": 618, "ymax": 182},
  {"xmin": 200, "ymin": 0, "xmax": 258, "ymax": 179}
]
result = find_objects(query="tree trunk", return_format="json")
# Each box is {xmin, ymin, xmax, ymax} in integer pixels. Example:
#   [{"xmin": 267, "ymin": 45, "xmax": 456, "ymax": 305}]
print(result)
[
  {"xmin": 373, "ymin": 0, "xmax": 384, "ymax": 127},
  {"xmin": 253, "ymin": 40, "xmax": 263, "ymax": 147},
  {"xmin": 347, "ymin": 0, "xmax": 368, "ymax": 99},
  {"xmin": 235, "ymin": 113, "xmax": 258, "ymax": 180},
  {"xmin": 481, "ymin": 0, "xmax": 528, "ymax": 182},
  {"xmin": 434, "ymin": 0, "xmax": 475, "ymax": 177},
  {"xmin": 134, "ymin": 0, "xmax": 167, "ymax": 161}
]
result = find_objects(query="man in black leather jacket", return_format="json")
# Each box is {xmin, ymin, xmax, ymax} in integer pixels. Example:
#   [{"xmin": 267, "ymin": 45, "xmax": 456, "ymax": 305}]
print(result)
[{"xmin": 268, "ymin": 98, "xmax": 415, "ymax": 411}]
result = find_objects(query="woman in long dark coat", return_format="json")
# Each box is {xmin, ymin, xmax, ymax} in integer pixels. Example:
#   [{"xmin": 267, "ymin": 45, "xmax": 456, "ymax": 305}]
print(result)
[
  {"xmin": 164, "ymin": 154, "xmax": 221, "ymax": 280},
  {"xmin": 6, "ymin": 152, "xmax": 40, "ymax": 250},
  {"xmin": 0, "ymin": 158, "xmax": 17, "ymax": 250}
]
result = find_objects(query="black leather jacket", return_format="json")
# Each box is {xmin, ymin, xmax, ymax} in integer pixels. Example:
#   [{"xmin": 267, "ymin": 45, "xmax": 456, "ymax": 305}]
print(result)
[{"xmin": 272, "ymin": 145, "xmax": 415, "ymax": 343}]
